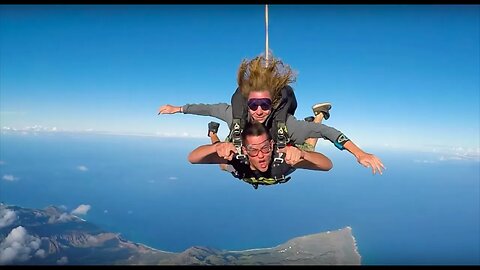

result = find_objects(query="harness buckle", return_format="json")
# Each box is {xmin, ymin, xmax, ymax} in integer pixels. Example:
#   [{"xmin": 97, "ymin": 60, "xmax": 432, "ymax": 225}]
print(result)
[
  {"xmin": 235, "ymin": 153, "xmax": 248, "ymax": 163},
  {"xmin": 231, "ymin": 122, "xmax": 242, "ymax": 147},
  {"xmin": 230, "ymin": 119, "xmax": 248, "ymax": 165},
  {"xmin": 274, "ymin": 175, "xmax": 291, "ymax": 184},
  {"xmin": 276, "ymin": 126, "xmax": 286, "ymax": 149},
  {"xmin": 273, "ymin": 154, "xmax": 284, "ymax": 166}
]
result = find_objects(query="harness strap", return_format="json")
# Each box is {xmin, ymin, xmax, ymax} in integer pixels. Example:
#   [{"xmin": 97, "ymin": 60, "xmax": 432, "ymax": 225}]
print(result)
[
  {"xmin": 273, "ymin": 121, "xmax": 289, "ymax": 166},
  {"xmin": 241, "ymin": 176, "xmax": 292, "ymax": 189},
  {"xmin": 230, "ymin": 118, "xmax": 248, "ymax": 164}
]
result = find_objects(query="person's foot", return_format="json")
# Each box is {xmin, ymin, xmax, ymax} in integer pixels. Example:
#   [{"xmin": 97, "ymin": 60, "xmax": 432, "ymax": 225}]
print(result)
[
  {"xmin": 312, "ymin": 102, "xmax": 332, "ymax": 120},
  {"xmin": 304, "ymin": 116, "xmax": 315, "ymax": 122},
  {"xmin": 208, "ymin": 121, "xmax": 220, "ymax": 137}
]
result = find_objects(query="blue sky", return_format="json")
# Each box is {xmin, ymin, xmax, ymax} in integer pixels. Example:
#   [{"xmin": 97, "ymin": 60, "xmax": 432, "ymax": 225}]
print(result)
[{"xmin": 1, "ymin": 5, "xmax": 479, "ymax": 157}]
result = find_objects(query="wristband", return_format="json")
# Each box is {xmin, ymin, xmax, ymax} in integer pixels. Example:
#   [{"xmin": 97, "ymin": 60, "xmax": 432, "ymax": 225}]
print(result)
[{"xmin": 334, "ymin": 133, "xmax": 350, "ymax": 150}]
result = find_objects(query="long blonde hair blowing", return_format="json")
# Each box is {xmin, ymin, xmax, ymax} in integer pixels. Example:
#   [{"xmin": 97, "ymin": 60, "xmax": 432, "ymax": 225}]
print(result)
[{"xmin": 237, "ymin": 54, "xmax": 297, "ymax": 109}]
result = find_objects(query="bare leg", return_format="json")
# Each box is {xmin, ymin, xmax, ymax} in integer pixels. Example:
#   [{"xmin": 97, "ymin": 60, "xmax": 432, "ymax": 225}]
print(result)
[
  {"xmin": 303, "ymin": 102, "xmax": 332, "ymax": 151},
  {"xmin": 208, "ymin": 123, "xmax": 229, "ymax": 172},
  {"xmin": 304, "ymin": 112, "xmax": 324, "ymax": 150},
  {"xmin": 209, "ymin": 131, "xmax": 220, "ymax": 144}
]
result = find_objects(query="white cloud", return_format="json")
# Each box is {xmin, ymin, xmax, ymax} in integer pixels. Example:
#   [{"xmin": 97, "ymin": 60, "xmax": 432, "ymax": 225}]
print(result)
[
  {"xmin": 409, "ymin": 145, "xmax": 480, "ymax": 164},
  {"xmin": 71, "ymin": 204, "xmax": 91, "ymax": 215},
  {"xmin": 168, "ymin": 176, "xmax": 178, "ymax": 180},
  {"xmin": 76, "ymin": 165, "xmax": 88, "ymax": 172},
  {"xmin": 431, "ymin": 146, "xmax": 480, "ymax": 162},
  {"xmin": 48, "ymin": 213, "xmax": 74, "ymax": 224},
  {"xmin": 0, "ymin": 160, "xmax": 5, "ymax": 165},
  {"xmin": 413, "ymin": 159, "xmax": 436, "ymax": 164},
  {"xmin": 0, "ymin": 226, "xmax": 42, "ymax": 265},
  {"xmin": 438, "ymin": 151, "xmax": 480, "ymax": 162},
  {"xmin": 34, "ymin": 249, "xmax": 46, "ymax": 258},
  {"xmin": 2, "ymin": 175, "xmax": 18, "ymax": 182},
  {"xmin": 1, "ymin": 125, "xmax": 60, "ymax": 134},
  {"xmin": 0, "ymin": 208, "xmax": 17, "ymax": 229},
  {"xmin": 56, "ymin": 256, "xmax": 68, "ymax": 265},
  {"xmin": 2, "ymin": 126, "xmax": 208, "ymax": 139},
  {"xmin": 154, "ymin": 131, "xmax": 203, "ymax": 138}
]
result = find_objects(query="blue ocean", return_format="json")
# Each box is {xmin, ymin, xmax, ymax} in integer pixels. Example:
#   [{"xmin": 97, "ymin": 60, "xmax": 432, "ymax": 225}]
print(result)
[{"xmin": 1, "ymin": 132, "xmax": 478, "ymax": 265}]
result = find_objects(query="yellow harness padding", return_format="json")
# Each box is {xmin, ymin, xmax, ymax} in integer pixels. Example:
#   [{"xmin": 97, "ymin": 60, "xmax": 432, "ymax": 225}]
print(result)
[{"xmin": 241, "ymin": 176, "xmax": 291, "ymax": 186}]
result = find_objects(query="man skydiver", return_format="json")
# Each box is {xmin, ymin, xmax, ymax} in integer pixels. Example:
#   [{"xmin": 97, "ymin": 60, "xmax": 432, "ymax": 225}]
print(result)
[{"xmin": 188, "ymin": 121, "xmax": 333, "ymax": 189}]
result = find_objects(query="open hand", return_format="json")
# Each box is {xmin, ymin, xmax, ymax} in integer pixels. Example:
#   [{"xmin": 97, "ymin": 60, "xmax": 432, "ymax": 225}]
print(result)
[
  {"xmin": 357, "ymin": 153, "xmax": 385, "ymax": 175},
  {"xmin": 158, "ymin": 104, "xmax": 181, "ymax": 115}
]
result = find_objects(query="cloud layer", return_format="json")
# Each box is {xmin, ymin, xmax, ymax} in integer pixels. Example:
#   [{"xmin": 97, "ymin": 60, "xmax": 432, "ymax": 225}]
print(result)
[
  {"xmin": 2, "ymin": 175, "xmax": 18, "ymax": 182},
  {"xmin": 76, "ymin": 165, "xmax": 88, "ymax": 172},
  {"xmin": 0, "ymin": 226, "xmax": 44, "ymax": 265},
  {"xmin": 0, "ymin": 208, "xmax": 17, "ymax": 229}
]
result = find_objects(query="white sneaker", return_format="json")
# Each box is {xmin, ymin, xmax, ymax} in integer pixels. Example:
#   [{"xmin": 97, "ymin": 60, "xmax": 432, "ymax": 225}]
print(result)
[{"xmin": 312, "ymin": 102, "xmax": 332, "ymax": 120}]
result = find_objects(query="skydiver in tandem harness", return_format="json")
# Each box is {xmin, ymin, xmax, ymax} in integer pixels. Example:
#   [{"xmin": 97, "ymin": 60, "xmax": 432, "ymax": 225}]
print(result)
[
  {"xmin": 158, "ymin": 53, "xmax": 385, "ymax": 189},
  {"xmin": 188, "ymin": 121, "xmax": 333, "ymax": 189}
]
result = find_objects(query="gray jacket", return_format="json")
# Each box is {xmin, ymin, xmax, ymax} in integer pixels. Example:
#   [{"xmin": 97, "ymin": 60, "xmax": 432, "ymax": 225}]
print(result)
[{"xmin": 183, "ymin": 103, "xmax": 347, "ymax": 150}]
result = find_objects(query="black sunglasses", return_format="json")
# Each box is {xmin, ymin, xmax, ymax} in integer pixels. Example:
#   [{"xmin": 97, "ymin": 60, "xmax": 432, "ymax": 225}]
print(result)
[{"xmin": 247, "ymin": 98, "xmax": 272, "ymax": 111}]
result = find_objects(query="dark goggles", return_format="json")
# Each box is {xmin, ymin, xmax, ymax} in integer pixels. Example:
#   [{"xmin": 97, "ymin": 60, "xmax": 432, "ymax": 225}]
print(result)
[{"xmin": 247, "ymin": 98, "xmax": 272, "ymax": 111}]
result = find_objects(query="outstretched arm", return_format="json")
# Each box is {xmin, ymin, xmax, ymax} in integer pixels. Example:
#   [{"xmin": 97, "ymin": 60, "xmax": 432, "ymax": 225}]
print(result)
[
  {"xmin": 188, "ymin": 142, "xmax": 238, "ymax": 165},
  {"xmin": 158, "ymin": 104, "xmax": 183, "ymax": 114},
  {"xmin": 158, "ymin": 103, "xmax": 233, "ymax": 126},
  {"xmin": 286, "ymin": 116, "xmax": 385, "ymax": 175},
  {"xmin": 278, "ymin": 146, "xmax": 333, "ymax": 171},
  {"xmin": 343, "ymin": 141, "xmax": 385, "ymax": 175}
]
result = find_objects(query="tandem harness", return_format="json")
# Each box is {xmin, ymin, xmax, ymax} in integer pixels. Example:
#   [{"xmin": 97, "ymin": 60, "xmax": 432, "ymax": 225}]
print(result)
[
  {"xmin": 230, "ymin": 159, "xmax": 294, "ymax": 190},
  {"xmin": 239, "ymin": 175, "xmax": 292, "ymax": 190},
  {"xmin": 227, "ymin": 86, "xmax": 297, "ymax": 189},
  {"xmin": 228, "ymin": 85, "xmax": 297, "ymax": 164}
]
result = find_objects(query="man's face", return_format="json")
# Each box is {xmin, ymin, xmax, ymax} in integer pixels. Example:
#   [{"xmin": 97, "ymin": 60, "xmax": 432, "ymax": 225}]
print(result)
[
  {"xmin": 247, "ymin": 90, "xmax": 272, "ymax": 124},
  {"xmin": 242, "ymin": 133, "xmax": 273, "ymax": 172}
]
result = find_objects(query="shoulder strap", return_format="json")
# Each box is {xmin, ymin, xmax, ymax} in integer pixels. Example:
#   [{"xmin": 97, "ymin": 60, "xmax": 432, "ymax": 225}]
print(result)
[
  {"xmin": 230, "ymin": 87, "xmax": 248, "ymax": 129},
  {"xmin": 265, "ymin": 85, "xmax": 297, "ymax": 129},
  {"xmin": 271, "ymin": 152, "xmax": 295, "ymax": 181},
  {"xmin": 269, "ymin": 85, "xmax": 297, "ymax": 165},
  {"xmin": 228, "ymin": 87, "xmax": 249, "ymax": 164},
  {"xmin": 265, "ymin": 85, "xmax": 297, "ymax": 141}
]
